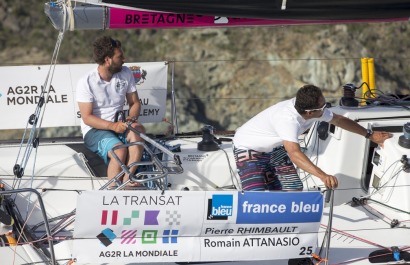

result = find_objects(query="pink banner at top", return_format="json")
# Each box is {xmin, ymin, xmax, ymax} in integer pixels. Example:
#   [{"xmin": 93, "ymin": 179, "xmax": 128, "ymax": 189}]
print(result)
[{"xmin": 109, "ymin": 8, "xmax": 406, "ymax": 29}]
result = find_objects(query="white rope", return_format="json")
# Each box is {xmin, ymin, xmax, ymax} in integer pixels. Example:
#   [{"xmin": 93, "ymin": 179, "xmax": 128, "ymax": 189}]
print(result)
[
  {"xmin": 66, "ymin": 0, "xmax": 76, "ymax": 31},
  {"xmin": 35, "ymin": 32, "xmax": 65, "ymax": 137},
  {"xmin": 281, "ymin": 0, "xmax": 287, "ymax": 10}
]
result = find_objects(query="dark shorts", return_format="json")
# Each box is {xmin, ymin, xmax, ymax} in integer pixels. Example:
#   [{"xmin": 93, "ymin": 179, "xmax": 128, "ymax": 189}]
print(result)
[
  {"xmin": 84, "ymin": 129, "xmax": 127, "ymax": 164},
  {"xmin": 233, "ymin": 145, "xmax": 303, "ymax": 191}
]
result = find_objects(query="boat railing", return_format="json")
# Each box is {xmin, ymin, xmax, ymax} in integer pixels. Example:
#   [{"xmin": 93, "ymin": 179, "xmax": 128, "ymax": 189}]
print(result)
[
  {"xmin": 0, "ymin": 188, "xmax": 56, "ymax": 264},
  {"xmin": 308, "ymin": 189, "xmax": 334, "ymax": 265},
  {"xmin": 323, "ymin": 189, "xmax": 335, "ymax": 265},
  {"xmin": 100, "ymin": 123, "xmax": 184, "ymax": 191}
]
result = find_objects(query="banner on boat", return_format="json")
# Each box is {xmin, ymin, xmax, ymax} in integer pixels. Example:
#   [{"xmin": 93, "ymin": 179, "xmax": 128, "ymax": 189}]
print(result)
[
  {"xmin": 73, "ymin": 190, "xmax": 323, "ymax": 263},
  {"xmin": 109, "ymin": 8, "xmax": 329, "ymax": 28},
  {"xmin": 109, "ymin": 8, "xmax": 408, "ymax": 29},
  {"xmin": 0, "ymin": 62, "xmax": 167, "ymax": 130}
]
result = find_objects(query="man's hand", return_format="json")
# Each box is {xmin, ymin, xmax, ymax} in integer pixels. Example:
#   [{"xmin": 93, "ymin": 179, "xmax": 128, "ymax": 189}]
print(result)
[
  {"xmin": 320, "ymin": 174, "xmax": 338, "ymax": 189},
  {"xmin": 370, "ymin": 131, "xmax": 393, "ymax": 147},
  {"xmin": 331, "ymin": 114, "xmax": 393, "ymax": 147},
  {"xmin": 125, "ymin": 116, "xmax": 138, "ymax": 123},
  {"xmin": 109, "ymin": 121, "xmax": 127, "ymax": 133}
]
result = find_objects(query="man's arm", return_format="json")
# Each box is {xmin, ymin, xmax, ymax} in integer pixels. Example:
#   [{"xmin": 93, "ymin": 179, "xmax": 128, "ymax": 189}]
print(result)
[
  {"xmin": 125, "ymin": 91, "xmax": 141, "ymax": 122},
  {"xmin": 330, "ymin": 113, "xmax": 393, "ymax": 145},
  {"xmin": 78, "ymin": 102, "xmax": 127, "ymax": 133},
  {"xmin": 283, "ymin": 140, "xmax": 338, "ymax": 189}
]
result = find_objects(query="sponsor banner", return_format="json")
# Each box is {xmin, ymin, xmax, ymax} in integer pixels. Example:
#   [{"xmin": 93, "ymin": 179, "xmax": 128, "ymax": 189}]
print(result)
[
  {"xmin": 73, "ymin": 190, "xmax": 323, "ymax": 263},
  {"xmin": 109, "ymin": 9, "xmax": 405, "ymax": 29},
  {"xmin": 236, "ymin": 191, "xmax": 323, "ymax": 224},
  {"xmin": 0, "ymin": 62, "xmax": 167, "ymax": 130},
  {"xmin": 110, "ymin": 9, "xmax": 310, "ymax": 29}
]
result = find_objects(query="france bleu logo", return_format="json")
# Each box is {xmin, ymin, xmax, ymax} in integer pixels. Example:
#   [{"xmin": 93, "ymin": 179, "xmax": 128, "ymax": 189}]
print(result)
[{"xmin": 207, "ymin": 194, "xmax": 233, "ymax": 220}]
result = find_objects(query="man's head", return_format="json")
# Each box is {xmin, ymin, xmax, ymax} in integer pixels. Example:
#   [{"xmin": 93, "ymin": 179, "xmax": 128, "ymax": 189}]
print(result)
[
  {"xmin": 294, "ymin": 84, "xmax": 326, "ymax": 115},
  {"xmin": 93, "ymin": 36, "xmax": 124, "ymax": 73}
]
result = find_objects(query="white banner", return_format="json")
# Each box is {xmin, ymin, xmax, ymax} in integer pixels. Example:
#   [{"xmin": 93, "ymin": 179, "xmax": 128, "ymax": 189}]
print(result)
[
  {"xmin": 0, "ymin": 62, "xmax": 167, "ymax": 130},
  {"xmin": 73, "ymin": 190, "xmax": 323, "ymax": 263}
]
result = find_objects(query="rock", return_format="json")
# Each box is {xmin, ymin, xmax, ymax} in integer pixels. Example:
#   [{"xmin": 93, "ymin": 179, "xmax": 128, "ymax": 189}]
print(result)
[{"xmin": 0, "ymin": 3, "xmax": 408, "ymax": 137}]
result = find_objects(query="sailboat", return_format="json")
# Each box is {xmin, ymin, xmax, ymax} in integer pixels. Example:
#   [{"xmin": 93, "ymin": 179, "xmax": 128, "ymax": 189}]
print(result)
[{"xmin": 0, "ymin": 1, "xmax": 409, "ymax": 264}]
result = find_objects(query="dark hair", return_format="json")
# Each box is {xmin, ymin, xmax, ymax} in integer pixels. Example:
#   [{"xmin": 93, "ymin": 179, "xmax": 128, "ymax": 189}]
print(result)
[
  {"xmin": 294, "ymin": 84, "xmax": 323, "ymax": 114},
  {"xmin": 93, "ymin": 36, "xmax": 122, "ymax": 65}
]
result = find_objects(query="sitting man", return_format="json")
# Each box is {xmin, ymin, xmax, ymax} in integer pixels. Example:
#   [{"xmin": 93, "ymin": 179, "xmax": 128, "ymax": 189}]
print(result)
[{"xmin": 76, "ymin": 36, "xmax": 145, "ymax": 189}]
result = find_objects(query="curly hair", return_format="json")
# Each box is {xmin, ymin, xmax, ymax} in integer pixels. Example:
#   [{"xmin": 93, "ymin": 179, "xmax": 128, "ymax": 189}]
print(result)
[
  {"xmin": 294, "ymin": 84, "xmax": 323, "ymax": 114},
  {"xmin": 93, "ymin": 36, "xmax": 122, "ymax": 65}
]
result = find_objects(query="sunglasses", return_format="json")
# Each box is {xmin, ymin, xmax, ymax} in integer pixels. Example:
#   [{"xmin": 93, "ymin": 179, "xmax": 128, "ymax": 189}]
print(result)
[{"xmin": 305, "ymin": 102, "xmax": 329, "ymax": 112}]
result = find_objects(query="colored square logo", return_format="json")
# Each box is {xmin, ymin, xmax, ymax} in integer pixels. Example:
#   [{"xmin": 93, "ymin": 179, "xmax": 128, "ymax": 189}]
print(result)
[
  {"xmin": 210, "ymin": 194, "xmax": 233, "ymax": 218},
  {"xmin": 97, "ymin": 228, "xmax": 116, "ymax": 247},
  {"xmin": 142, "ymin": 230, "xmax": 157, "ymax": 244}
]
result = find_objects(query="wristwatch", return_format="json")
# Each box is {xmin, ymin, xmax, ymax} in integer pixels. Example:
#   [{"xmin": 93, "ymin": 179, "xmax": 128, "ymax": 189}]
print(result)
[{"xmin": 365, "ymin": 129, "xmax": 373, "ymax": 139}]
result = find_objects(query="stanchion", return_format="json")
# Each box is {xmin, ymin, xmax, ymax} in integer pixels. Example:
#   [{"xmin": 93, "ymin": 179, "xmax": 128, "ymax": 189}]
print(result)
[
  {"xmin": 315, "ymin": 189, "xmax": 334, "ymax": 265},
  {"xmin": 324, "ymin": 189, "xmax": 334, "ymax": 265}
]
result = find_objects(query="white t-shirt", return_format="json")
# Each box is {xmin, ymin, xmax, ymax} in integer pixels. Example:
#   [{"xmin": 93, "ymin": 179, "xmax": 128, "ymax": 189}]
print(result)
[
  {"xmin": 233, "ymin": 98, "xmax": 333, "ymax": 152},
  {"xmin": 76, "ymin": 66, "xmax": 137, "ymax": 137}
]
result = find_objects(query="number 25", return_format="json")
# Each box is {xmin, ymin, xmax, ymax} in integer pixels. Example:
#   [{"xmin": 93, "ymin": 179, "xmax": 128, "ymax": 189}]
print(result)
[{"xmin": 299, "ymin": 246, "xmax": 313, "ymax": 255}]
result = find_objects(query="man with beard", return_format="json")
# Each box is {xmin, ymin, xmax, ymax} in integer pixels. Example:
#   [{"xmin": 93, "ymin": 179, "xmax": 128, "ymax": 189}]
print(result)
[{"xmin": 77, "ymin": 36, "xmax": 145, "ymax": 189}]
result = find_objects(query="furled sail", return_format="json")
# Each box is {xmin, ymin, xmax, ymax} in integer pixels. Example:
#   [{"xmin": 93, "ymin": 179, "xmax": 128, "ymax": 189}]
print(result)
[
  {"xmin": 45, "ymin": 1, "xmax": 410, "ymax": 31},
  {"xmin": 70, "ymin": 0, "xmax": 410, "ymax": 20}
]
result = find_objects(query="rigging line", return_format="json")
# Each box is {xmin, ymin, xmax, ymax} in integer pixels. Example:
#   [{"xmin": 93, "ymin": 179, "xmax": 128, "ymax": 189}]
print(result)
[
  {"xmin": 384, "ymin": 163, "xmax": 402, "ymax": 201},
  {"xmin": 12, "ymin": 120, "xmax": 37, "ymax": 189},
  {"xmin": 362, "ymin": 204, "xmax": 410, "ymax": 229},
  {"xmin": 364, "ymin": 204, "xmax": 392, "ymax": 222},
  {"xmin": 360, "ymin": 204, "xmax": 393, "ymax": 227},
  {"xmin": 304, "ymin": 121, "xmax": 318, "ymax": 148},
  {"xmin": 0, "ymin": 175, "xmax": 104, "ymax": 180},
  {"xmin": 177, "ymin": 96, "xmax": 293, "ymax": 100},
  {"xmin": 13, "ymin": 17, "xmax": 66, "ymax": 189},
  {"xmin": 368, "ymin": 198, "xmax": 410, "ymax": 215},
  {"xmin": 301, "ymin": 122, "xmax": 321, "ymax": 189},
  {"xmin": 12, "ymin": 194, "xmax": 39, "ymax": 264},
  {"xmin": 400, "ymin": 246, "xmax": 410, "ymax": 252},
  {"xmin": 12, "ymin": 117, "xmax": 31, "ymax": 176},
  {"xmin": 25, "ymin": 32, "xmax": 64, "ymax": 148},
  {"xmin": 357, "ymin": 160, "xmax": 402, "ymax": 199},
  {"xmin": 326, "ymin": 184, "xmax": 410, "ymax": 198},
  {"xmin": 360, "ymin": 89, "xmax": 410, "ymax": 111},
  {"xmin": 332, "ymin": 245, "xmax": 410, "ymax": 265},
  {"xmin": 13, "ymin": 258, "xmax": 73, "ymax": 265},
  {"xmin": 331, "ymin": 250, "xmax": 396, "ymax": 265},
  {"xmin": 368, "ymin": 163, "xmax": 403, "ymax": 199},
  {"xmin": 11, "ymin": 236, "xmax": 53, "ymax": 246},
  {"xmin": 36, "ymin": 31, "xmax": 65, "ymax": 138},
  {"xmin": 320, "ymin": 224, "xmax": 389, "ymax": 250},
  {"xmin": 317, "ymin": 226, "xmax": 408, "ymax": 234},
  {"xmin": 24, "ymin": 150, "xmax": 41, "ymax": 216},
  {"xmin": 40, "ymin": 1, "xmax": 69, "ymax": 117},
  {"xmin": 165, "ymin": 56, "xmax": 409, "ymax": 63},
  {"xmin": 221, "ymin": 147, "xmax": 242, "ymax": 190}
]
